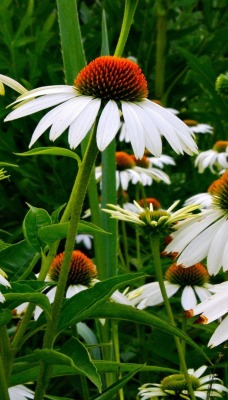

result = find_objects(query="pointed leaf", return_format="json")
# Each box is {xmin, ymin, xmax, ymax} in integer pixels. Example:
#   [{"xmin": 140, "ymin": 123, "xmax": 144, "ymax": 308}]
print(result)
[
  {"xmin": 38, "ymin": 221, "xmax": 109, "ymax": 245},
  {"xmin": 23, "ymin": 204, "xmax": 52, "ymax": 252},
  {"xmin": 14, "ymin": 146, "xmax": 81, "ymax": 165},
  {"xmin": 58, "ymin": 273, "xmax": 146, "ymax": 331},
  {"xmin": 61, "ymin": 337, "xmax": 102, "ymax": 391},
  {"xmin": 4, "ymin": 293, "xmax": 52, "ymax": 320},
  {"xmin": 88, "ymin": 303, "xmax": 211, "ymax": 363}
]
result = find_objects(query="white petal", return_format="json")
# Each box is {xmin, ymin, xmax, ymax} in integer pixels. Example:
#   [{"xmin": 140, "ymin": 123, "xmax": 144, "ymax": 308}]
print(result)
[
  {"xmin": 5, "ymin": 93, "xmax": 75, "ymax": 121},
  {"xmin": 0, "ymin": 74, "xmax": 27, "ymax": 94},
  {"xmin": 194, "ymin": 286, "xmax": 212, "ymax": 302},
  {"xmin": 121, "ymin": 101, "xmax": 145, "ymax": 158},
  {"xmin": 208, "ymin": 315, "xmax": 228, "ymax": 347},
  {"xmin": 0, "ymin": 274, "xmax": 10, "ymax": 287},
  {"xmin": 193, "ymin": 365, "xmax": 207, "ymax": 378},
  {"xmin": 66, "ymin": 284, "xmax": 87, "ymax": 298},
  {"xmin": 9, "ymin": 384, "xmax": 34, "ymax": 400},
  {"xmin": 181, "ymin": 286, "xmax": 197, "ymax": 310},
  {"xmin": 11, "ymin": 85, "xmax": 76, "ymax": 103},
  {"xmin": 68, "ymin": 99, "xmax": 101, "ymax": 149},
  {"xmin": 207, "ymin": 218, "xmax": 228, "ymax": 275},
  {"xmin": 96, "ymin": 100, "xmax": 120, "ymax": 150},
  {"xmin": 49, "ymin": 96, "xmax": 93, "ymax": 141},
  {"xmin": 222, "ymin": 239, "xmax": 228, "ymax": 272}
]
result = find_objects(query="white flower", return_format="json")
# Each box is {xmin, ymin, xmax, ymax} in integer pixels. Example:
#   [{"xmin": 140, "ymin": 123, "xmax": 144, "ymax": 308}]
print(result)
[
  {"xmin": 0, "ymin": 74, "xmax": 27, "ymax": 95},
  {"xmin": 95, "ymin": 151, "xmax": 171, "ymax": 191},
  {"xmin": 147, "ymin": 154, "xmax": 176, "ymax": 169},
  {"xmin": 183, "ymin": 119, "xmax": 213, "ymax": 135},
  {"xmin": 184, "ymin": 193, "xmax": 213, "ymax": 209},
  {"xmin": 127, "ymin": 263, "xmax": 214, "ymax": 310},
  {"xmin": 195, "ymin": 141, "xmax": 228, "ymax": 173},
  {"xmin": 186, "ymin": 281, "xmax": 228, "ymax": 348},
  {"xmin": 9, "ymin": 384, "xmax": 34, "ymax": 400},
  {"xmin": 0, "ymin": 268, "xmax": 11, "ymax": 303},
  {"xmin": 4, "ymin": 56, "xmax": 197, "ymax": 159},
  {"xmin": 138, "ymin": 365, "xmax": 228, "ymax": 399},
  {"xmin": 165, "ymin": 170, "xmax": 228, "ymax": 275}
]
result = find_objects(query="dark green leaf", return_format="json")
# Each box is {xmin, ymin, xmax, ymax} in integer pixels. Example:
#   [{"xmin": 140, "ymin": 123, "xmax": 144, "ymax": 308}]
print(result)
[{"xmin": 23, "ymin": 205, "xmax": 52, "ymax": 252}]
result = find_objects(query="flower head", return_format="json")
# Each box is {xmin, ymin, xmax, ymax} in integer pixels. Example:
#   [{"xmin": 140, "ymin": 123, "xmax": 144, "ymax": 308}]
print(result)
[
  {"xmin": 103, "ymin": 200, "xmax": 199, "ymax": 238},
  {"xmin": 127, "ymin": 262, "xmax": 213, "ymax": 310},
  {"xmin": 96, "ymin": 151, "xmax": 171, "ymax": 190},
  {"xmin": 195, "ymin": 140, "xmax": 228, "ymax": 173},
  {"xmin": 183, "ymin": 119, "xmax": 213, "ymax": 134},
  {"xmin": 4, "ymin": 56, "xmax": 197, "ymax": 158},
  {"xmin": 138, "ymin": 365, "xmax": 228, "ymax": 399},
  {"xmin": 165, "ymin": 170, "xmax": 228, "ymax": 275},
  {"xmin": 185, "ymin": 281, "xmax": 228, "ymax": 348}
]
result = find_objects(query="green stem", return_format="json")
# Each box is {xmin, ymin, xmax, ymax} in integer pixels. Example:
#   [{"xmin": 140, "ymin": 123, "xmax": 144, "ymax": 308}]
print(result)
[
  {"xmin": 0, "ymin": 351, "xmax": 10, "ymax": 400},
  {"xmin": 17, "ymin": 253, "xmax": 40, "ymax": 281},
  {"xmin": 112, "ymin": 320, "xmax": 124, "ymax": 400},
  {"xmin": 0, "ymin": 326, "xmax": 12, "ymax": 382},
  {"xmin": 150, "ymin": 236, "xmax": 196, "ymax": 400},
  {"xmin": 114, "ymin": 0, "xmax": 139, "ymax": 57},
  {"xmin": 34, "ymin": 124, "xmax": 99, "ymax": 400}
]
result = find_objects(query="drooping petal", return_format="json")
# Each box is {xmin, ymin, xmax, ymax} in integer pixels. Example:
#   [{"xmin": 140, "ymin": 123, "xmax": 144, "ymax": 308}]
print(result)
[
  {"xmin": 11, "ymin": 85, "xmax": 76, "ymax": 104},
  {"xmin": 96, "ymin": 100, "xmax": 120, "ymax": 150},
  {"xmin": 208, "ymin": 315, "xmax": 228, "ymax": 347},
  {"xmin": 49, "ymin": 96, "xmax": 93, "ymax": 141},
  {"xmin": 121, "ymin": 101, "xmax": 145, "ymax": 159},
  {"xmin": 207, "ymin": 218, "xmax": 228, "ymax": 275},
  {"xmin": 181, "ymin": 286, "xmax": 197, "ymax": 310},
  {"xmin": 68, "ymin": 98, "xmax": 101, "ymax": 149}
]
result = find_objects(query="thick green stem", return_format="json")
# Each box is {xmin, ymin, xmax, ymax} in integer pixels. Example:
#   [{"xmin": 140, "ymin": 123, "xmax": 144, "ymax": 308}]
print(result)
[
  {"xmin": 34, "ymin": 125, "xmax": 99, "ymax": 400},
  {"xmin": 0, "ymin": 326, "xmax": 12, "ymax": 383},
  {"xmin": 0, "ymin": 352, "xmax": 10, "ymax": 400},
  {"xmin": 114, "ymin": 0, "xmax": 139, "ymax": 57},
  {"xmin": 150, "ymin": 236, "xmax": 196, "ymax": 400}
]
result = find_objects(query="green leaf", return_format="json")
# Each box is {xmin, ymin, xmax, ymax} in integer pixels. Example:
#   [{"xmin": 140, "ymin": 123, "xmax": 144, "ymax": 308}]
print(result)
[
  {"xmin": 4, "ymin": 292, "xmax": 52, "ymax": 320},
  {"xmin": 61, "ymin": 337, "xmax": 102, "ymax": 391},
  {"xmin": 38, "ymin": 221, "xmax": 109, "ymax": 245},
  {"xmin": 94, "ymin": 361, "xmax": 178, "ymax": 374},
  {"xmin": 23, "ymin": 204, "xmax": 52, "ymax": 252},
  {"xmin": 14, "ymin": 147, "xmax": 81, "ymax": 165},
  {"xmin": 0, "ymin": 162, "xmax": 19, "ymax": 168},
  {"xmin": 91, "ymin": 366, "xmax": 142, "ymax": 400},
  {"xmin": 58, "ymin": 273, "xmax": 146, "ymax": 332},
  {"xmin": 0, "ymin": 309, "xmax": 12, "ymax": 326},
  {"xmin": 35, "ymin": 343, "xmax": 102, "ymax": 391},
  {"xmin": 88, "ymin": 303, "xmax": 211, "ymax": 364},
  {"xmin": 0, "ymin": 240, "xmax": 37, "ymax": 280},
  {"xmin": 50, "ymin": 204, "xmax": 66, "ymax": 224}
]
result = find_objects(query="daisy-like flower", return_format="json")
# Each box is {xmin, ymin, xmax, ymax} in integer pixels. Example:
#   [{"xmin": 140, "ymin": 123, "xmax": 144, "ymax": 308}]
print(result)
[
  {"xmin": 0, "ymin": 73, "xmax": 27, "ymax": 95},
  {"xmin": 183, "ymin": 178, "xmax": 221, "ymax": 210},
  {"xmin": 103, "ymin": 200, "xmax": 200, "ymax": 238},
  {"xmin": 4, "ymin": 56, "xmax": 197, "ymax": 158},
  {"xmin": 128, "ymin": 262, "xmax": 214, "ymax": 310},
  {"xmin": 165, "ymin": 170, "xmax": 228, "ymax": 275},
  {"xmin": 0, "ymin": 268, "xmax": 11, "ymax": 303},
  {"xmin": 8, "ymin": 384, "xmax": 34, "ymax": 400},
  {"xmin": 33, "ymin": 249, "xmax": 132, "ymax": 319},
  {"xmin": 195, "ymin": 140, "xmax": 228, "ymax": 173},
  {"xmin": 95, "ymin": 151, "xmax": 171, "ymax": 190},
  {"xmin": 183, "ymin": 119, "xmax": 213, "ymax": 134},
  {"xmin": 123, "ymin": 197, "xmax": 161, "ymax": 214},
  {"xmin": 138, "ymin": 365, "xmax": 228, "ymax": 399},
  {"xmin": 146, "ymin": 153, "xmax": 176, "ymax": 169},
  {"xmin": 186, "ymin": 281, "xmax": 228, "ymax": 348}
]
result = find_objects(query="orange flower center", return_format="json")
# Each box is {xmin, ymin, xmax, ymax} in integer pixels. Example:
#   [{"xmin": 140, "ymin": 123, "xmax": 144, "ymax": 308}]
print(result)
[
  {"xmin": 210, "ymin": 170, "xmax": 228, "ymax": 212},
  {"xmin": 212, "ymin": 140, "xmax": 228, "ymax": 152},
  {"xmin": 48, "ymin": 250, "xmax": 97, "ymax": 286},
  {"xmin": 74, "ymin": 56, "xmax": 148, "ymax": 102},
  {"xmin": 183, "ymin": 119, "xmax": 198, "ymax": 127},
  {"xmin": 138, "ymin": 197, "xmax": 161, "ymax": 210},
  {"xmin": 130, "ymin": 155, "xmax": 150, "ymax": 168},
  {"xmin": 116, "ymin": 151, "xmax": 136, "ymax": 170},
  {"xmin": 165, "ymin": 263, "xmax": 209, "ymax": 286}
]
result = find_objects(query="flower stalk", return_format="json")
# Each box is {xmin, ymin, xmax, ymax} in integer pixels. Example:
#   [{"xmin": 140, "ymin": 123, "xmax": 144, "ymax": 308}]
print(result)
[
  {"xmin": 34, "ymin": 123, "xmax": 99, "ymax": 400},
  {"xmin": 150, "ymin": 235, "xmax": 196, "ymax": 400}
]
